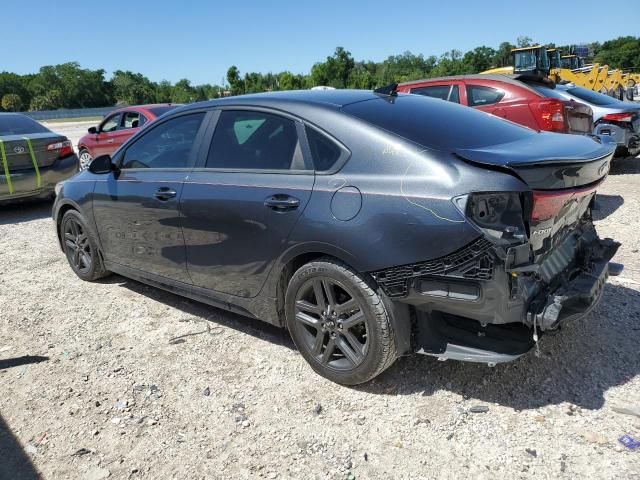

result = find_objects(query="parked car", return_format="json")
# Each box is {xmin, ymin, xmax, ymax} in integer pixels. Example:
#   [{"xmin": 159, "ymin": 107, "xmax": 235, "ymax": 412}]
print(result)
[
  {"xmin": 396, "ymin": 74, "xmax": 593, "ymax": 135},
  {"xmin": 77, "ymin": 104, "xmax": 178, "ymax": 169},
  {"xmin": 0, "ymin": 113, "xmax": 78, "ymax": 202},
  {"xmin": 53, "ymin": 90, "xmax": 620, "ymax": 385},
  {"xmin": 527, "ymin": 83, "xmax": 640, "ymax": 157}
]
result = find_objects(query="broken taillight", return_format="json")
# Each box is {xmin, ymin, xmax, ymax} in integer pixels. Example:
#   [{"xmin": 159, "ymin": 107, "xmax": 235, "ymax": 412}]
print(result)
[
  {"xmin": 530, "ymin": 182, "xmax": 601, "ymax": 222},
  {"xmin": 459, "ymin": 192, "xmax": 528, "ymax": 242}
]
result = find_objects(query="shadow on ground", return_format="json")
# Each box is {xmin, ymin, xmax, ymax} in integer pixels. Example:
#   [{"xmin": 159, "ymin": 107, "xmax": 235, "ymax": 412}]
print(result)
[
  {"xmin": 593, "ymin": 194, "xmax": 624, "ymax": 221},
  {"xmin": 100, "ymin": 272, "xmax": 640, "ymax": 412},
  {"xmin": 609, "ymin": 154, "xmax": 640, "ymax": 175},
  {"xmin": 98, "ymin": 275, "xmax": 295, "ymax": 351},
  {"xmin": 0, "ymin": 200, "xmax": 52, "ymax": 226},
  {"xmin": 365, "ymin": 282, "xmax": 640, "ymax": 411},
  {"xmin": 0, "ymin": 414, "xmax": 41, "ymax": 480}
]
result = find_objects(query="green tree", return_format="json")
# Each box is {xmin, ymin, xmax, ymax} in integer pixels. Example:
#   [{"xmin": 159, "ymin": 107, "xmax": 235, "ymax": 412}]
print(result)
[
  {"xmin": 112, "ymin": 70, "xmax": 156, "ymax": 105},
  {"xmin": 517, "ymin": 36, "xmax": 535, "ymax": 48},
  {"xmin": 594, "ymin": 36, "xmax": 640, "ymax": 70},
  {"xmin": 462, "ymin": 46, "xmax": 497, "ymax": 73},
  {"xmin": 1, "ymin": 93, "xmax": 22, "ymax": 111},
  {"xmin": 310, "ymin": 47, "xmax": 355, "ymax": 88},
  {"xmin": 227, "ymin": 66, "xmax": 245, "ymax": 95},
  {"xmin": 171, "ymin": 79, "xmax": 196, "ymax": 103}
]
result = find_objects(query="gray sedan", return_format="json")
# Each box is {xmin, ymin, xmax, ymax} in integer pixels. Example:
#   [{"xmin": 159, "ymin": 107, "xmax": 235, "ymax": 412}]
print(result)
[
  {"xmin": 532, "ymin": 84, "xmax": 640, "ymax": 157},
  {"xmin": 0, "ymin": 113, "xmax": 79, "ymax": 202}
]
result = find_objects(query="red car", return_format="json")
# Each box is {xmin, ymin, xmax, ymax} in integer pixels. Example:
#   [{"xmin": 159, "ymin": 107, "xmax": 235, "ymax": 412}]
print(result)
[
  {"xmin": 396, "ymin": 75, "xmax": 593, "ymax": 135},
  {"xmin": 78, "ymin": 104, "xmax": 178, "ymax": 169}
]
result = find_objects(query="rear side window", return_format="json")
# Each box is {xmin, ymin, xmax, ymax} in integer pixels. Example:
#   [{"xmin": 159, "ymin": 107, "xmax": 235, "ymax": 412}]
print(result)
[
  {"xmin": 121, "ymin": 113, "xmax": 205, "ymax": 169},
  {"xmin": 0, "ymin": 115, "xmax": 49, "ymax": 136},
  {"xmin": 206, "ymin": 110, "xmax": 305, "ymax": 171},
  {"xmin": 122, "ymin": 111, "xmax": 144, "ymax": 129},
  {"xmin": 410, "ymin": 85, "xmax": 460, "ymax": 104},
  {"xmin": 305, "ymin": 127, "xmax": 342, "ymax": 171},
  {"xmin": 466, "ymin": 85, "xmax": 505, "ymax": 107}
]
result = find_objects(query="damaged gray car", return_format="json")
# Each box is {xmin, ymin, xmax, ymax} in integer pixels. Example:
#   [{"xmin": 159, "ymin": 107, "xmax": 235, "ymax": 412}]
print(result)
[{"xmin": 54, "ymin": 88, "xmax": 621, "ymax": 385}]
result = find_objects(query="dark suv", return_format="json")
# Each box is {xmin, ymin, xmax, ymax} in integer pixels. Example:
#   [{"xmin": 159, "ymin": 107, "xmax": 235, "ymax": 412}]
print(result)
[{"xmin": 53, "ymin": 90, "xmax": 620, "ymax": 385}]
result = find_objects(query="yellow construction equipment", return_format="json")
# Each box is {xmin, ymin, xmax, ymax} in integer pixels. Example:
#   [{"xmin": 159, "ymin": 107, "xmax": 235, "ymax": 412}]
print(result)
[{"xmin": 481, "ymin": 45, "xmax": 638, "ymax": 100}]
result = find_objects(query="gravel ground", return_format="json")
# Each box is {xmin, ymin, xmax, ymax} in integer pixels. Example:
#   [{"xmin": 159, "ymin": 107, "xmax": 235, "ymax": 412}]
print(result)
[{"xmin": 1, "ymin": 155, "xmax": 640, "ymax": 480}]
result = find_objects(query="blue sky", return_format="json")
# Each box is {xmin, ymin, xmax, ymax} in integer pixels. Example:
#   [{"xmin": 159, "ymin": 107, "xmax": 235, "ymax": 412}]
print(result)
[{"xmin": 1, "ymin": 0, "xmax": 635, "ymax": 85}]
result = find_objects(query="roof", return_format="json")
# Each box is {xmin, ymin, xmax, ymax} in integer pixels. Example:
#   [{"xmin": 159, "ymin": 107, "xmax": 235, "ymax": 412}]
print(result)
[
  {"xmin": 178, "ymin": 89, "xmax": 382, "ymax": 114},
  {"xmin": 399, "ymin": 74, "xmax": 544, "ymax": 92}
]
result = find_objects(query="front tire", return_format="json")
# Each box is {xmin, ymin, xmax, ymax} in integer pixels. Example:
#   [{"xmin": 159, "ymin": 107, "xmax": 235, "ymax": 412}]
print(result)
[
  {"xmin": 285, "ymin": 258, "xmax": 397, "ymax": 385},
  {"xmin": 79, "ymin": 149, "xmax": 92, "ymax": 170},
  {"xmin": 60, "ymin": 210, "xmax": 109, "ymax": 281}
]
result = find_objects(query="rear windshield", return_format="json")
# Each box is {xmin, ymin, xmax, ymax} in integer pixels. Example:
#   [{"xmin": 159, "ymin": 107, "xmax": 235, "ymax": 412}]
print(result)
[
  {"xmin": 565, "ymin": 87, "xmax": 620, "ymax": 106},
  {"xmin": 149, "ymin": 106, "xmax": 179, "ymax": 117},
  {"xmin": 531, "ymin": 85, "xmax": 567, "ymax": 100},
  {"xmin": 0, "ymin": 115, "xmax": 50, "ymax": 136},
  {"xmin": 342, "ymin": 94, "xmax": 533, "ymax": 150}
]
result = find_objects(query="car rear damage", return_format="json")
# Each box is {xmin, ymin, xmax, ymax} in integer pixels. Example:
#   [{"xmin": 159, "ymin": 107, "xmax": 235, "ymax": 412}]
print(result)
[{"xmin": 371, "ymin": 134, "xmax": 622, "ymax": 365}]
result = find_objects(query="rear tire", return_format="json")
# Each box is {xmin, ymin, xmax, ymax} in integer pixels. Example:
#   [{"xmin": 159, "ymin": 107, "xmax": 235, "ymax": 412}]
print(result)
[
  {"xmin": 60, "ymin": 210, "xmax": 109, "ymax": 281},
  {"xmin": 285, "ymin": 258, "xmax": 397, "ymax": 385}
]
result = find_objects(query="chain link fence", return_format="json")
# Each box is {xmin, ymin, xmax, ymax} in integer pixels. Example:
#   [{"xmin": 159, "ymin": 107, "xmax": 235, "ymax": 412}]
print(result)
[{"xmin": 23, "ymin": 107, "xmax": 116, "ymax": 121}]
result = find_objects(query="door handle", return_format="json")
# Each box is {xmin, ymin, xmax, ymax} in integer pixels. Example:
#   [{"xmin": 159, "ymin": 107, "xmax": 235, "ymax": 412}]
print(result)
[
  {"xmin": 153, "ymin": 187, "xmax": 177, "ymax": 201},
  {"xmin": 107, "ymin": 139, "xmax": 115, "ymax": 144},
  {"xmin": 264, "ymin": 194, "xmax": 300, "ymax": 212}
]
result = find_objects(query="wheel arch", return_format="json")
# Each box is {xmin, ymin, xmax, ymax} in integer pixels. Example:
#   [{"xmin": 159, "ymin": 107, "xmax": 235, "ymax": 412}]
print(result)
[{"xmin": 269, "ymin": 245, "xmax": 412, "ymax": 355}]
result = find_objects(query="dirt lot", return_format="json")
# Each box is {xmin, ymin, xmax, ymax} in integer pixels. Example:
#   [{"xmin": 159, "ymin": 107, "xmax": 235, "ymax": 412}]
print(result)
[{"xmin": 1, "ymin": 153, "xmax": 640, "ymax": 479}]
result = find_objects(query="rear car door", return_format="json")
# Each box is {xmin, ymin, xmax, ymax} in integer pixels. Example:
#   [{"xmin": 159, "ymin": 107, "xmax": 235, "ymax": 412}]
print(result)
[
  {"xmin": 92, "ymin": 111, "xmax": 208, "ymax": 282},
  {"xmin": 465, "ymin": 84, "xmax": 506, "ymax": 117},
  {"xmin": 180, "ymin": 108, "xmax": 315, "ymax": 298}
]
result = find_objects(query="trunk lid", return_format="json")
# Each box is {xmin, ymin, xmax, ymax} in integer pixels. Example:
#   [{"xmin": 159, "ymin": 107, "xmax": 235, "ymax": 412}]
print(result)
[
  {"xmin": 456, "ymin": 134, "xmax": 615, "ymax": 257},
  {"xmin": 0, "ymin": 132, "xmax": 70, "ymax": 170},
  {"xmin": 563, "ymin": 100, "xmax": 593, "ymax": 135}
]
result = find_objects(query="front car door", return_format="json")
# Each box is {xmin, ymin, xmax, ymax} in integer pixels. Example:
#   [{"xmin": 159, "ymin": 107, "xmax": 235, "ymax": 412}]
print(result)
[
  {"xmin": 92, "ymin": 113, "xmax": 122, "ymax": 157},
  {"xmin": 180, "ymin": 108, "xmax": 315, "ymax": 298},
  {"xmin": 92, "ymin": 111, "xmax": 209, "ymax": 283}
]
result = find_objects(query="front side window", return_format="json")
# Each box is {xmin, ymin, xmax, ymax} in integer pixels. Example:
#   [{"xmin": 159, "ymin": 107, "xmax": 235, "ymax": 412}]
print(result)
[
  {"xmin": 121, "ymin": 113, "xmax": 205, "ymax": 169},
  {"xmin": 206, "ymin": 111, "xmax": 304, "ymax": 171},
  {"xmin": 466, "ymin": 85, "xmax": 505, "ymax": 107},
  {"xmin": 101, "ymin": 113, "xmax": 121, "ymax": 133}
]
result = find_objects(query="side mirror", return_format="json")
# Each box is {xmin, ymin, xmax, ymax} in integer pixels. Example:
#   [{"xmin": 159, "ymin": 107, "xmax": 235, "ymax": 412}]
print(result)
[
  {"xmin": 88, "ymin": 154, "xmax": 114, "ymax": 174},
  {"xmin": 88, "ymin": 126, "xmax": 98, "ymax": 134}
]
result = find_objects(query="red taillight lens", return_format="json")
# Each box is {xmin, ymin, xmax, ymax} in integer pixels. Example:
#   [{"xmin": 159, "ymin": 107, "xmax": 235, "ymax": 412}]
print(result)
[
  {"xmin": 601, "ymin": 112, "xmax": 634, "ymax": 123},
  {"xmin": 47, "ymin": 140, "xmax": 74, "ymax": 158},
  {"xmin": 531, "ymin": 99, "xmax": 567, "ymax": 132},
  {"xmin": 531, "ymin": 182, "xmax": 601, "ymax": 222}
]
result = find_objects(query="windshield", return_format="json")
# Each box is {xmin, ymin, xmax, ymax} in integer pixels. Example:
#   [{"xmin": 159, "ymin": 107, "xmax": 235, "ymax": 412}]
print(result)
[
  {"xmin": 514, "ymin": 51, "xmax": 538, "ymax": 72},
  {"xmin": 531, "ymin": 85, "xmax": 567, "ymax": 100},
  {"xmin": 343, "ymin": 94, "xmax": 534, "ymax": 151},
  {"xmin": 0, "ymin": 115, "xmax": 50, "ymax": 136},
  {"xmin": 566, "ymin": 87, "xmax": 620, "ymax": 106},
  {"xmin": 149, "ymin": 106, "xmax": 179, "ymax": 117}
]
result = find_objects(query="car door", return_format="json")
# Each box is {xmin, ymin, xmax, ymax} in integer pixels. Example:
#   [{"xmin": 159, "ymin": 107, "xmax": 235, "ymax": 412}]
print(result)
[
  {"xmin": 180, "ymin": 108, "xmax": 315, "ymax": 298},
  {"xmin": 92, "ymin": 113, "xmax": 122, "ymax": 157},
  {"xmin": 92, "ymin": 111, "xmax": 209, "ymax": 283}
]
